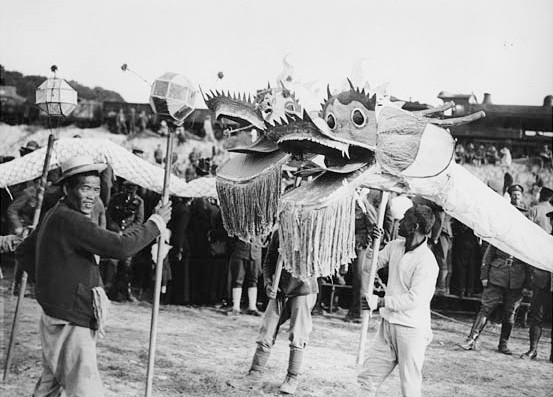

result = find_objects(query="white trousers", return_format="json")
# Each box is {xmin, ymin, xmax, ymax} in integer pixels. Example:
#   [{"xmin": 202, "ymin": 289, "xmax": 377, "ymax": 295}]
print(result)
[{"xmin": 358, "ymin": 319, "xmax": 432, "ymax": 397}]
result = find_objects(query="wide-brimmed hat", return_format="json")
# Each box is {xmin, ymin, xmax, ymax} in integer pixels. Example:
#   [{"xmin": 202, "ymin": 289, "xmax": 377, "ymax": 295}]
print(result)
[
  {"xmin": 19, "ymin": 140, "xmax": 40, "ymax": 156},
  {"xmin": 57, "ymin": 155, "xmax": 107, "ymax": 183}
]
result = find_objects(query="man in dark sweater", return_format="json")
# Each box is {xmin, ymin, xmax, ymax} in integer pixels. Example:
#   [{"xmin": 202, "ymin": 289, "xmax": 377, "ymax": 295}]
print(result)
[{"xmin": 16, "ymin": 155, "xmax": 171, "ymax": 397}]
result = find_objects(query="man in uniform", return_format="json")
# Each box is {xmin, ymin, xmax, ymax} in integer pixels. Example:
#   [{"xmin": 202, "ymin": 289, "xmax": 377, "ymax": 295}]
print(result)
[
  {"xmin": 105, "ymin": 180, "xmax": 144, "ymax": 301},
  {"xmin": 520, "ymin": 190, "xmax": 553, "ymax": 360},
  {"xmin": 16, "ymin": 155, "xmax": 171, "ymax": 396},
  {"xmin": 459, "ymin": 204, "xmax": 532, "ymax": 354}
]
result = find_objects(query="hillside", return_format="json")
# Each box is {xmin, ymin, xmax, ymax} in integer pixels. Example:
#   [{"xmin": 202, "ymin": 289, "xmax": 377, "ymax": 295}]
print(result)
[{"xmin": 0, "ymin": 64, "xmax": 125, "ymax": 103}]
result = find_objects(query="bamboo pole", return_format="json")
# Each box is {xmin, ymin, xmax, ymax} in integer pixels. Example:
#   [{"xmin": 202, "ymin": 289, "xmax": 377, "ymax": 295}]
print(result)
[
  {"xmin": 356, "ymin": 191, "xmax": 390, "ymax": 365},
  {"xmin": 145, "ymin": 131, "xmax": 174, "ymax": 397},
  {"xmin": 3, "ymin": 133, "xmax": 55, "ymax": 382}
]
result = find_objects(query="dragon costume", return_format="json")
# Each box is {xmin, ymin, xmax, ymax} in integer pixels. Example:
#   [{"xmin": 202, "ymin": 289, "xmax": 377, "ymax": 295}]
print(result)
[{"xmin": 205, "ymin": 80, "xmax": 553, "ymax": 278}]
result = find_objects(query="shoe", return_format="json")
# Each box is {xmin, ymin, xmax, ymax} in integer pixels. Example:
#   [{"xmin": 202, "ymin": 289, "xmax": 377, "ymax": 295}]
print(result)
[
  {"xmin": 246, "ymin": 368, "xmax": 264, "ymax": 380},
  {"xmin": 128, "ymin": 293, "xmax": 139, "ymax": 303},
  {"xmin": 498, "ymin": 344, "xmax": 513, "ymax": 355},
  {"xmin": 459, "ymin": 337, "xmax": 480, "ymax": 351},
  {"xmin": 227, "ymin": 309, "xmax": 240, "ymax": 317},
  {"xmin": 344, "ymin": 314, "xmax": 362, "ymax": 324},
  {"xmin": 520, "ymin": 350, "xmax": 537, "ymax": 360},
  {"xmin": 279, "ymin": 374, "xmax": 299, "ymax": 395},
  {"xmin": 246, "ymin": 309, "xmax": 262, "ymax": 317},
  {"xmin": 311, "ymin": 307, "xmax": 324, "ymax": 316}
]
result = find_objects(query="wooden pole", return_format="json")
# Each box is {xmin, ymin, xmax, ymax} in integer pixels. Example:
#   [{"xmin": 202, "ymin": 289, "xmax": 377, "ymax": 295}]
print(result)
[
  {"xmin": 3, "ymin": 133, "xmax": 55, "ymax": 382},
  {"xmin": 145, "ymin": 131, "xmax": 174, "ymax": 397},
  {"xmin": 356, "ymin": 191, "xmax": 390, "ymax": 365}
]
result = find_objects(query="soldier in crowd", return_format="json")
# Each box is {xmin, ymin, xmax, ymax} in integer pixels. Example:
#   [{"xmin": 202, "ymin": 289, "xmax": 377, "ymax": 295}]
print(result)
[
  {"xmin": 520, "ymin": 189, "xmax": 553, "ymax": 361},
  {"xmin": 105, "ymin": 180, "xmax": 144, "ymax": 301},
  {"xmin": 247, "ymin": 229, "xmax": 318, "ymax": 394},
  {"xmin": 459, "ymin": 204, "xmax": 532, "ymax": 354},
  {"xmin": 508, "ymin": 184, "xmax": 526, "ymax": 209}
]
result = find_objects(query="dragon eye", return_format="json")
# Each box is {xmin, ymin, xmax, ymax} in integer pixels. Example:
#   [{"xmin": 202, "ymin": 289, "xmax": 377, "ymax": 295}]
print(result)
[
  {"xmin": 326, "ymin": 113, "xmax": 336, "ymax": 130},
  {"xmin": 351, "ymin": 108, "xmax": 366, "ymax": 127},
  {"xmin": 285, "ymin": 102, "xmax": 295, "ymax": 112}
]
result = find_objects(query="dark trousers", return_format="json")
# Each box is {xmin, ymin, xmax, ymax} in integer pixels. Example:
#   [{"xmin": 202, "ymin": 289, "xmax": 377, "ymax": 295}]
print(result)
[
  {"xmin": 229, "ymin": 257, "xmax": 260, "ymax": 288},
  {"xmin": 349, "ymin": 247, "xmax": 367, "ymax": 317},
  {"xmin": 528, "ymin": 287, "xmax": 552, "ymax": 328},
  {"xmin": 479, "ymin": 283, "xmax": 523, "ymax": 325}
]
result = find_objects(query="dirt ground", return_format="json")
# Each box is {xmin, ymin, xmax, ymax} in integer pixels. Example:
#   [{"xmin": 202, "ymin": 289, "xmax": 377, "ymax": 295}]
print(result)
[{"xmin": 1, "ymin": 277, "xmax": 552, "ymax": 397}]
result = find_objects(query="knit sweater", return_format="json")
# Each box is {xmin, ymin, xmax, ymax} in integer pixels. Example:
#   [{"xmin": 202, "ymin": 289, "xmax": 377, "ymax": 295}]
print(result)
[{"xmin": 16, "ymin": 200, "xmax": 164, "ymax": 329}]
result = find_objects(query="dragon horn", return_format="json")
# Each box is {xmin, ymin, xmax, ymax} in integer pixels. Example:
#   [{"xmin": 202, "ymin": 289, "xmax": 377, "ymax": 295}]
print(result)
[
  {"xmin": 327, "ymin": 84, "xmax": 332, "ymax": 99},
  {"xmin": 429, "ymin": 111, "xmax": 486, "ymax": 127},
  {"xmin": 415, "ymin": 101, "xmax": 456, "ymax": 116},
  {"xmin": 347, "ymin": 78, "xmax": 355, "ymax": 91}
]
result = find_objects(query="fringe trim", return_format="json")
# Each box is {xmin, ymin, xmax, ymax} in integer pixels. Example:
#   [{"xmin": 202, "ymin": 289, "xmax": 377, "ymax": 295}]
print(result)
[
  {"xmin": 279, "ymin": 188, "xmax": 357, "ymax": 279},
  {"xmin": 216, "ymin": 163, "xmax": 284, "ymax": 245}
]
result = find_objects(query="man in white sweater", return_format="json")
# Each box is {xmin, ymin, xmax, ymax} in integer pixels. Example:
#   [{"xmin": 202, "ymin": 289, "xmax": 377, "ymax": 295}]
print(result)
[{"xmin": 358, "ymin": 204, "xmax": 438, "ymax": 397}]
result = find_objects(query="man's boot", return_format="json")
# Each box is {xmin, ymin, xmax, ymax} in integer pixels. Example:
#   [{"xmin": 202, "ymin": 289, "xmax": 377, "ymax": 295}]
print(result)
[
  {"xmin": 247, "ymin": 344, "xmax": 271, "ymax": 378},
  {"xmin": 280, "ymin": 347, "xmax": 303, "ymax": 395},
  {"xmin": 520, "ymin": 325, "xmax": 541, "ymax": 360},
  {"xmin": 498, "ymin": 322, "xmax": 514, "ymax": 355},
  {"xmin": 459, "ymin": 312, "xmax": 487, "ymax": 350}
]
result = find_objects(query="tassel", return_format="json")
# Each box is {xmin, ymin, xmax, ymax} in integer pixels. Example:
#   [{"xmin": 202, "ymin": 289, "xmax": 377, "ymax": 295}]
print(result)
[
  {"xmin": 278, "ymin": 178, "xmax": 357, "ymax": 279},
  {"xmin": 216, "ymin": 160, "xmax": 285, "ymax": 245}
]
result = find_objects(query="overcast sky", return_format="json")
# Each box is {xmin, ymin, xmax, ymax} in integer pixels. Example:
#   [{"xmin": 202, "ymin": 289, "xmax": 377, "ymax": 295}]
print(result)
[{"xmin": 1, "ymin": 0, "xmax": 552, "ymax": 108}]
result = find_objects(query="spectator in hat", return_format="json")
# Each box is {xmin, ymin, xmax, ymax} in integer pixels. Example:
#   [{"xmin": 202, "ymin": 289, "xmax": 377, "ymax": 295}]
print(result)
[
  {"xmin": 15, "ymin": 155, "xmax": 171, "ymax": 396},
  {"xmin": 19, "ymin": 140, "xmax": 40, "ymax": 157}
]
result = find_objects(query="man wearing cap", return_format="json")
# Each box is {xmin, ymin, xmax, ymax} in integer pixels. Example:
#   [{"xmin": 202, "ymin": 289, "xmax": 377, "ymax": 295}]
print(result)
[
  {"xmin": 19, "ymin": 140, "xmax": 41, "ymax": 157},
  {"xmin": 105, "ymin": 180, "xmax": 144, "ymax": 302},
  {"xmin": 520, "ymin": 190, "xmax": 553, "ymax": 361},
  {"xmin": 16, "ymin": 155, "xmax": 171, "ymax": 396},
  {"xmin": 459, "ymin": 203, "xmax": 532, "ymax": 354},
  {"xmin": 508, "ymin": 184, "xmax": 526, "ymax": 209}
]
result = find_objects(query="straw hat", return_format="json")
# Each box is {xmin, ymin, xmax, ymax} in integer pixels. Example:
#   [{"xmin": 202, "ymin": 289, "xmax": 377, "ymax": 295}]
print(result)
[{"xmin": 57, "ymin": 155, "xmax": 107, "ymax": 183}]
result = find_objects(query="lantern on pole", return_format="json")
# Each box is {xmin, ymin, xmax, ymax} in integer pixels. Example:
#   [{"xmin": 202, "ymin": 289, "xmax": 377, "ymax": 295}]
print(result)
[
  {"xmin": 35, "ymin": 65, "xmax": 77, "ymax": 117},
  {"xmin": 149, "ymin": 72, "xmax": 197, "ymax": 123}
]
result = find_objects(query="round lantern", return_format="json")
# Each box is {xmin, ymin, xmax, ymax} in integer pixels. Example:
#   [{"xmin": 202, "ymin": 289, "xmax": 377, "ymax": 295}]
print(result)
[
  {"xmin": 35, "ymin": 77, "xmax": 77, "ymax": 117},
  {"xmin": 149, "ymin": 72, "xmax": 197, "ymax": 122}
]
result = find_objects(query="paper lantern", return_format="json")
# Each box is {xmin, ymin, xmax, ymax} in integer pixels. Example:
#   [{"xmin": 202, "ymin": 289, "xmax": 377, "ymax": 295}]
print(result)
[
  {"xmin": 35, "ymin": 78, "xmax": 77, "ymax": 117},
  {"xmin": 149, "ymin": 73, "xmax": 197, "ymax": 122}
]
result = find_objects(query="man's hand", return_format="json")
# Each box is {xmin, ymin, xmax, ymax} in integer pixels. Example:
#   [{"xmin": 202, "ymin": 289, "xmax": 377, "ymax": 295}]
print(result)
[
  {"xmin": 154, "ymin": 200, "xmax": 172, "ymax": 223},
  {"xmin": 371, "ymin": 227, "xmax": 383, "ymax": 241},
  {"xmin": 365, "ymin": 293, "xmax": 381, "ymax": 311},
  {"xmin": 265, "ymin": 284, "xmax": 278, "ymax": 300},
  {"xmin": 481, "ymin": 279, "xmax": 488, "ymax": 288}
]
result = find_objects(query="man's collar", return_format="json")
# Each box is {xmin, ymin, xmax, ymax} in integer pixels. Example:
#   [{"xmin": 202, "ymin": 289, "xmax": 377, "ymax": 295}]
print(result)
[{"xmin": 405, "ymin": 237, "xmax": 427, "ymax": 253}]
